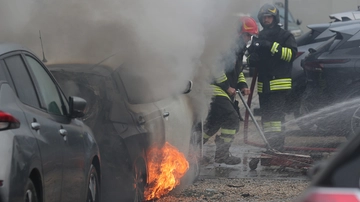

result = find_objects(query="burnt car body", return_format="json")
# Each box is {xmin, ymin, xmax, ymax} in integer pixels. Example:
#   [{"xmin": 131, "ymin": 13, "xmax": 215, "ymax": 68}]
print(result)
[
  {"xmin": 0, "ymin": 43, "xmax": 101, "ymax": 202},
  {"xmin": 296, "ymin": 131, "xmax": 360, "ymax": 202},
  {"xmin": 48, "ymin": 64, "xmax": 202, "ymax": 201},
  {"xmin": 299, "ymin": 23, "xmax": 360, "ymax": 137}
]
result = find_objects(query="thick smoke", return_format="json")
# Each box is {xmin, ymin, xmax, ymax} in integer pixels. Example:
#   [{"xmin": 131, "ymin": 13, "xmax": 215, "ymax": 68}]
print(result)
[{"xmin": 0, "ymin": 0, "xmax": 244, "ymax": 122}]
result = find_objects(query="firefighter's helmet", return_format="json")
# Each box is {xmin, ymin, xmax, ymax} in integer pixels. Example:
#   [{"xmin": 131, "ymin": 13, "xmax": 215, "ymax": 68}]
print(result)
[
  {"xmin": 257, "ymin": 3, "xmax": 280, "ymax": 28},
  {"xmin": 239, "ymin": 16, "xmax": 259, "ymax": 36}
]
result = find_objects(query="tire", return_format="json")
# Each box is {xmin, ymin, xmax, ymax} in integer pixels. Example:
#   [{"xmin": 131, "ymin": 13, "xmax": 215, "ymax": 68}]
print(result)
[
  {"xmin": 249, "ymin": 158, "xmax": 260, "ymax": 171},
  {"xmin": 86, "ymin": 164, "xmax": 100, "ymax": 202},
  {"xmin": 132, "ymin": 157, "xmax": 147, "ymax": 202},
  {"xmin": 24, "ymin": 178, "xmax": 39, "ymax": 202},
  {"xmin": 122, "ymin": 136, "xmax": 148, "ymax": 202},
  {"xmin": 350, "ymin": 106, "xmax": 360, "ymax": 139},
  {"xmin": 186, "ymin": 126, "xmax": 202, "ymax": 183}
]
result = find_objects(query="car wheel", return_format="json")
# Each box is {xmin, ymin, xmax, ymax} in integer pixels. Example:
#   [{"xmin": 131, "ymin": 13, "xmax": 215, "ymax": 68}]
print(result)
[
  {"xmin": 24, "ymin": 178, "xmax": 39, "ymax": 202},
  {"xmin": 181, "ymin": 124, "xmax": 202, "ymax": 185},
  {"xmin": 86, "ymin": 164, "xmax": 100, "ymax": 202},
  {"xmin": 132, "ymin": 156, "xmax": 147, "ymax": 202},
  {"xmin": 350, "ymin": 106, "xmax": 360, "ymax": 139}
]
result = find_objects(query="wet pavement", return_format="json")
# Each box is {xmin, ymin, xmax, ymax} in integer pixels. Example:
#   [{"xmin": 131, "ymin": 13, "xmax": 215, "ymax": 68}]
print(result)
[
  {"xmin": 200, "ymin": 144, "xmax": 311, "ymax": 180},
  {"xmin": 195, "ymin": 75, "xmax": 347, "ymax": 181}
]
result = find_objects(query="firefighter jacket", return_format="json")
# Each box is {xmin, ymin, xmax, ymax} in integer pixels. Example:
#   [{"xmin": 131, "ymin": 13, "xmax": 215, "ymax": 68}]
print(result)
[
  {"xmin": 212, "ymin": 39, "xmax": 248, "ymax": 100},
  {"xmin": 249, "ymin": 25, "xmax": 297, "ymax": 94}
]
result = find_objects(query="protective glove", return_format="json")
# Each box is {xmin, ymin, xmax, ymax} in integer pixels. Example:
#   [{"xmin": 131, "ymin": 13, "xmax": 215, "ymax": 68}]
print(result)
[
  {"xmin": 247, "ymin": 52, "xmax": 260, "ymax": 67},
  {"xmin": 256, "ymin": 40, "xmax": 273, "ymax": 51}
]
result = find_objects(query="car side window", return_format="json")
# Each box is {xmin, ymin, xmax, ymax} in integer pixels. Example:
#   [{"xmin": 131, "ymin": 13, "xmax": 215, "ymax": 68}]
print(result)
[
  {"xmin": 25, "ymin": 55, "xmax": 68, "ymax": 116},
  {"xmin": 3, "ymin": 55, "xmax": 40, "ymax": 108}
]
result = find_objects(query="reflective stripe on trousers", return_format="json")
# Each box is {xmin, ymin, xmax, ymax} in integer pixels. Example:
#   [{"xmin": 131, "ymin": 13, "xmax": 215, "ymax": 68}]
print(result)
[{"xmin": 263, "ymin": 121, "xmax": 282, "ymax": 132}]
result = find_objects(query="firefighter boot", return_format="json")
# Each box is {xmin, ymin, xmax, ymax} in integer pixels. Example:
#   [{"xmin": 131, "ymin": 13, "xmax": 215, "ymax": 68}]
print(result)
[{"xmin": 214, "ymin": 136, "xmax": 241, "ymax": 165}]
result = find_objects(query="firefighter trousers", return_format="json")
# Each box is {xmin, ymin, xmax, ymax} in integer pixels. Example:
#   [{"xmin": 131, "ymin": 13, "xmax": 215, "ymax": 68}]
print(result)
[
  {"xmin": 203, "ymin": 96, "xmax": 240, "ymax": 144},
  {"xmin": 259, "ymin": 92, "xmax": 288, "ymax": 150}
]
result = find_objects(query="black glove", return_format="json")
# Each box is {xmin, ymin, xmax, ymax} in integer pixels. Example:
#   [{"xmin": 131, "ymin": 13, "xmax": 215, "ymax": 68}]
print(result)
[
  {"xmin": 247, "ymin": 52, "xmax": 260, "ymax": 67},
  {"xmin": 257, "ymin": 40, "xmax": 272, "ymax": 51},
  {"xmin": 248, "ymin": 39, "xmax": 273, "ymax": 54}
]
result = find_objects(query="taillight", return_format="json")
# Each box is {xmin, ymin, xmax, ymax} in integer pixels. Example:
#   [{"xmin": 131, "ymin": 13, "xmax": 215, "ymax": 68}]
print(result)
[
  {"xmin": 296, "ymin": 51, "xmax": 304, "ymax": 58},
  {"xmin": 0, "ymin": 111, "xmax": 20, "ymax": 131},
  {"xmin": 302, "ymin": 59, "xmax": 350, "ymax": 71},
  {"xmin": 298, "ymin": 188, "xmax": 360, "ymax": 202}
]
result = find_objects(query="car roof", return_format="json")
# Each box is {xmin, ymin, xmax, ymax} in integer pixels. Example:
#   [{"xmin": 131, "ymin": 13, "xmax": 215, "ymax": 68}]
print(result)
[
  {"xmin": 329, "ymin": 10, "xmax": 360, "ymax": 21},
  {"xmin": 48, "ymin": 63, "xmax": 114, "ymax": 77},
  {"xmin": 0, "ymin": 43, "xmax": 30, "ymax": 56}
]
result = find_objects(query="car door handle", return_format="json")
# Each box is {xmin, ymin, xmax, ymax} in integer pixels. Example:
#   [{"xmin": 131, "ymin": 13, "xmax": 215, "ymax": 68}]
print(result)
[
  {"xmin": 31, "ymin": 122, "xmax": 41, "ymax": 131},
  {"xmin": 163, "ymin": 112, "xmax": 170, "ymax": 118},
  {"xmin": 59, "ymin": 129, "xmax": 68, "ymax": 136}
]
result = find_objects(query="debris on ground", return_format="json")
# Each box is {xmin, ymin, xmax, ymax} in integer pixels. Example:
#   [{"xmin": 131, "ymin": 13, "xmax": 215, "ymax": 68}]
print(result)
[{"xmin": 155, "ymin": 178, "xmax": 309, "ymax": 202}]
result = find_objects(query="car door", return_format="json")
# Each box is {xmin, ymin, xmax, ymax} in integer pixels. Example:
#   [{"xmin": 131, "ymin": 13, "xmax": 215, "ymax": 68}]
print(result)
[
  {"xmin": 2, "ymin": 53, "xmax": 64, "ymax": 202},
  {"xmin": 153, "ymin": 94, "xmax": 194, "ymax": 156},
  {"xmin": 23, "ymin": 55, "xmax": 88, "ymax": 201},
  {"xmin": 113, "ymin": 68, "xmax": 165, "ymax": 144}
]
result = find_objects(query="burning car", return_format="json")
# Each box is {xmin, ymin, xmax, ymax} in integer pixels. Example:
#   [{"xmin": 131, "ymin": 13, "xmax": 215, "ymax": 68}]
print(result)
[{"xmin": 49, "ymin": 63, "xmax": 202, "ymax": 201}]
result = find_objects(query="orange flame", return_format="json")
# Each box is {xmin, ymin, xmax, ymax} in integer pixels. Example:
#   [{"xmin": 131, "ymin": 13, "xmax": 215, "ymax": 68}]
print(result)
[{"xmin": 144, "ymin": 142, "xmax": 189, "ymax": 201}]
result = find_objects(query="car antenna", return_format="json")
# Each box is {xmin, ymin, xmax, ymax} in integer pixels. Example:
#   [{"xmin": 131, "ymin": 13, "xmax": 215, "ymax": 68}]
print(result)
[{"xmin": 39, "ymin": 30, "xmax": 48, "ymax": 63}]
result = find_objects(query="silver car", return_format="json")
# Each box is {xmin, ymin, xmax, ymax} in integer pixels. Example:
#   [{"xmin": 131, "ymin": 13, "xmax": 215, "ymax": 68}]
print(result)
[{"xmin": 0, "ymin": 43, "xmax": 101, "ymax": 202}]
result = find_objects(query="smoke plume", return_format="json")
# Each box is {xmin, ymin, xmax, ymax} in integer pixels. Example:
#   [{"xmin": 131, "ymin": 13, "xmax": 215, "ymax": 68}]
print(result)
[{"xmin": 0, "ymin": 0, "xmax": 244, "ymax": 122}]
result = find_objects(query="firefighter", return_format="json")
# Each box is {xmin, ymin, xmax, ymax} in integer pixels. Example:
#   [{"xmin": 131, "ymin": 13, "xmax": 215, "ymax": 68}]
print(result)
[
  {"xmin": 247, "ymin": 3, "xmax": 298, "ymax": 150},
  {"xmin": 202, "ymin": 16, "xmax": 258, "ymax": 165}
]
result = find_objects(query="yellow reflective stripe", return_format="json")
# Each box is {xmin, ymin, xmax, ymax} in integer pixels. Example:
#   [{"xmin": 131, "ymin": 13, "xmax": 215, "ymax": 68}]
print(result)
[
  {"xmin": 263, "ymin": 121, "xmax": 282, "ymax": 132},
  {"xmin": 203, "ymin": 133, "xmax": 211, "ymax": 139},
  {"xmin": 257, "ymin": 82, "xmax": 263, "ymax": 93},
  {"xmin": 281, "ymin": 47, "xmax": 286, "ymax": 60},
  {"xmin": 281, "ymin": 47, "xmax": 292, "ymax": 62},
  {"xmin": 221, "ymin": 129, "xmax": 236, "ymax": 135},
  {"xmin": 271, "ymin": 42, "xmax": 279, "ymax": 55},
  {"xmin": 219, "ymin": 136, "xmax": 233, "ymax": 143},
  {"xmin": 216, "ymin": 73, "xmax": 228, "ymax": 83},
  {"xmin": 211, "ymin": 85, "xmax": 230, "ymax": 99},
  {"xmin": 270, "ymin": 78, "xmax": 292, "ymax": 91},
  {"xmin": 238, "ymin": 72, "xmax": 246, "ymax": 83}
]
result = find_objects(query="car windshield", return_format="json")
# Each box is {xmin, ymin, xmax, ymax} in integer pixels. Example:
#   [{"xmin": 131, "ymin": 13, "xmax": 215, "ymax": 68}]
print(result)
[{"xmin": 115, "ymin": 67, "xmax": 169, "ymax": 104}]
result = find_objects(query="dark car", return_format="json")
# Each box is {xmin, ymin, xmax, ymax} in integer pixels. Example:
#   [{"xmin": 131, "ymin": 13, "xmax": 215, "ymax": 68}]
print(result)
[
  {"xmin": 291, "ymin": 20, "xmax": 360, "ymax": 117},
  {"xmin": 296, "ymin": 131, "xmax": 360, "ymax": 202},
  {"xmin": 48, "ymin": 63, "xmax": 202, "ymax": 201},
  {"xmin": 0, "ymin": 43, "xmax": 101, "ymax": 202},
  {"xmin": 299, "ymin": 23, "xmax": 360, "ymax": 137}
]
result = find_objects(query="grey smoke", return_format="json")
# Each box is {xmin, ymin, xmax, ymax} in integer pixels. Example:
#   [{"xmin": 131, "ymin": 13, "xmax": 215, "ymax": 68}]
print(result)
[{"xmin": 0, "ymin": 0, "xmax": 245, "ymax": 122}]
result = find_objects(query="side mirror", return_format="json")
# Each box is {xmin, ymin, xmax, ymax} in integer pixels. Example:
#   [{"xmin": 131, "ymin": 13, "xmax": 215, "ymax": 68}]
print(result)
[
  {"xmin": 296, "ymin": 19, "xmax": 302, "ymax": 25},
  {"xmin": 69, "ymin": 96, "xmax": 87, "ymax": 118},
  {"xmin": 183, "ymin": 80, "xmax": 193, "ymax": 94},
  {"xmin": 308, "ymin": 48, "xmax": 316, "ymax": 54}
]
